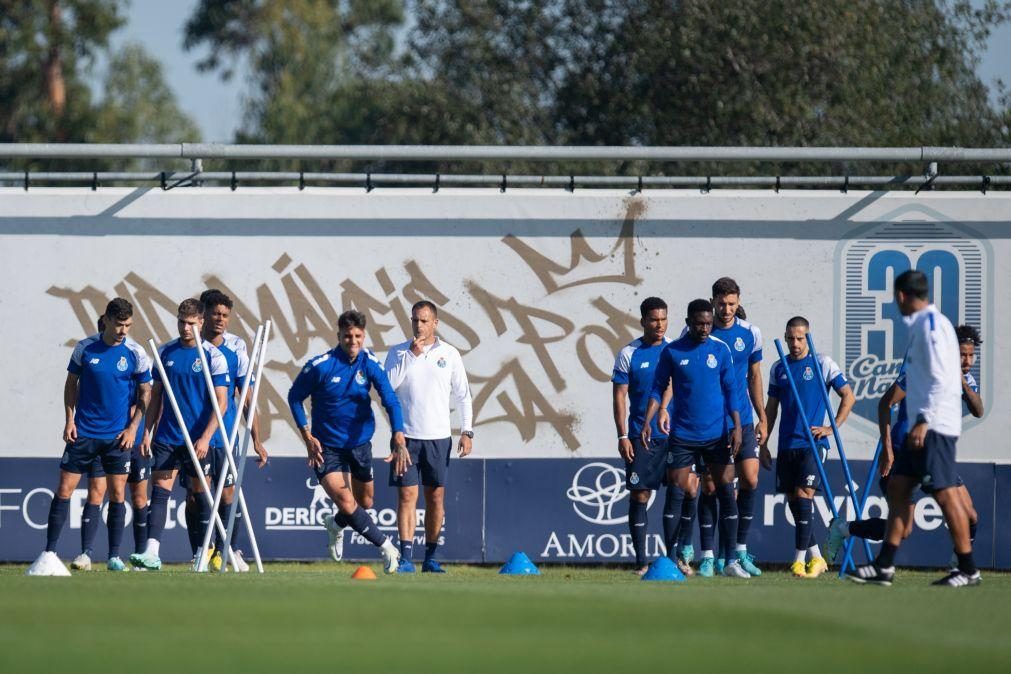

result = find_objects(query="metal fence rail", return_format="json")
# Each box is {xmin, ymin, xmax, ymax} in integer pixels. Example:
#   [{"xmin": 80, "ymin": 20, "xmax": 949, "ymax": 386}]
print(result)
[{"xmin": 0, "ymin": 143, "xmax": 1010, "ymax": 163}]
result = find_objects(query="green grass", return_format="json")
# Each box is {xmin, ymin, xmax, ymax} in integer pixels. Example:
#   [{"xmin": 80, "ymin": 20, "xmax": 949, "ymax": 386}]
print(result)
[{"xmin": 2, "ymin": 563, "xmax": 1009, "ymax": 673}]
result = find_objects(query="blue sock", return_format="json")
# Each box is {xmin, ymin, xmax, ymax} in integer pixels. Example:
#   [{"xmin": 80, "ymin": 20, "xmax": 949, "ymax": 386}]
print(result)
[
  {"xmin": 699, "ymin": 493, "xmax": 717, "ymax": 554},
  {"xmin": 347, "ymin": 507, "xmax": 385, "ymax": 547},
  {"xmin": 196, "ymin": 495, "xmax": 213, "ymax": 550},
  {"xmin": 185, "ymin": 496, "xmax": 201, "ymax": 554},
  {"xmin": 628, "ymin": 496, "xmax": 649, "ymax": 566},
  {"xmin": 107, "ymin": 501, "xmax": 126, "ymax": 558},
  {"xmin": 230, "ymin": 506, "xmax": 245, "ymax": 553},
  {"xmin": 716, "ymin": 483, "xmax": 739, "ymax": 560},
  {"xmin": 737, "ymin": 488, "xmax": 756, "ymax": 548},
  {"xmin": 793, "ymin": 498, "xmax": 813, "ymax": 553},
  {"xmin": 399, "ymin": 539, "xmax": 413, "ymax": 560},
  {"xmin": 81, "ymin": 502, "xmax": 101, "ymax": 556},
  {"xmin": 679, "ymin": 491, "xmax": 698, "ymax": 549},
  {"xmin": 132, "ymin": 504, "xmax": 148, "ymax": 553},
  {"xmin": 147, "ymin": 487, "xmax": 171, "ymax": 544},
  {"xmin": 45, "ymin": 497, "xmax": 71, "ymax": 553},
  {"xmin": 662, "ymin": 486, "xmax": 683, "ymax": 560},
  {"xmin": 424, "ymin": 541, "xmax": 439, "ymax": 564}
]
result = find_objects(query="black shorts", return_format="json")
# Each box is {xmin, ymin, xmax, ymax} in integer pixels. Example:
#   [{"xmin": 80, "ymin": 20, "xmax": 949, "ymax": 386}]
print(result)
[
  {"xmin": 390, "ymin": 437, "xmax": 451, "ymax": 488},
  {"xmin": 625, "ymin": 437, "xmax": 668, "ymax": 491},
  {"xmin": 152, "ymin": 441, "xmax": 212, "ymax": 480},
  {"xmin": 61, "ymin": 437, "xmax": 131, "ymax": 476},
  {"xmin": 314, "ymin": 442, "xmax": 374, "ymax": 483},
  {"xmin": 891, "ymin": 430, "xmax": 960, "ymax": 492},
  {"xmin": 667, "ymin": 435, "xmax": 733, "ymax": 470},
  {"xmin": 775, "ymin": 446, "xmax": 825, "ymax": 493}
]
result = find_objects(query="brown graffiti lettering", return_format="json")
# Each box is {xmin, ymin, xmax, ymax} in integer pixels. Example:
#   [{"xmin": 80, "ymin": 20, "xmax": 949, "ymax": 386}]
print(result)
[{"xmin": 576, "ymin": 297, "xmax": 643, "ymax": 381}]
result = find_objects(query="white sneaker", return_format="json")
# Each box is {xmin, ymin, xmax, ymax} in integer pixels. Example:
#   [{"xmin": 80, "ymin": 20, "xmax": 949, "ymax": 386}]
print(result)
[
  {"xmin": 322, "ymin": 512, "xmax": 344, "ymax": 562},
  {"xmin": 26, "ymin": 551, "xmax": 72, "ymax": 577},
  {"xmin": 70, "ymin": 552, "xmax": 92, "ymax": 571},
  {"xmin": 722, "ymin": 560, "xmax": 751, "ymax": 578},
  {"xmin": 381, "ymin": 539, "xmax": 401, "ymax": 575},
  {"xmin": 233, "ymin": 550, "xmax": 250, "ymax": 573}
]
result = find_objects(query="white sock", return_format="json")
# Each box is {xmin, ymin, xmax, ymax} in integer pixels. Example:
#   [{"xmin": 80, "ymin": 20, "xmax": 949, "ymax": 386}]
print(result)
[
  {"xmin": 735, "ymin": 544, "xmax": 747, "ymax": 552},
  {"xmin": 145, "ymin": 539, "xmax": 160, "ymax": 557},
  {"xmin": 808, "ymin": 543, "xmax": 822, "ymax": 559},
  {"xmin": 702, "ymin": 550, "xmax": 715, "ymax": 559},
  {"xmin": 795, "ymin": 549, "xmax": 807, "ymax": 563}
]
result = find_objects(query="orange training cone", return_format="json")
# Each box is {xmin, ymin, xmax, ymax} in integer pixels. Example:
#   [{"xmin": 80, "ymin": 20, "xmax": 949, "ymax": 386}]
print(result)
[{"xmin": 351, "ymin": 566, "xmax": 377, "ymax": 580}]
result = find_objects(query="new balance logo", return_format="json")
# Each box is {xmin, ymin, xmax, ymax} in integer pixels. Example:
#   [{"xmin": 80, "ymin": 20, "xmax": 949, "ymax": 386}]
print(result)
[
  {"xmin": 639, "ymin": 362, "xmax": 650, "ymax": 369},
  {"xmin": 679, "ymin": 359, "xmax": 690, "ymax": 366},
  {"xmin": 90, "ymin": 358, "xmax": 100, "ymax": 365}
]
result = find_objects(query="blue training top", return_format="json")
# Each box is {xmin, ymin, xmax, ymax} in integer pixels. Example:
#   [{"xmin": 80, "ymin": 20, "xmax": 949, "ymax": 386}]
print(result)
[
  {"xmin": 650, "ymin": 335, "xmax": 739, "ymax": 443},
  {"xmin": 768, "ymin": 352, "xmax": 847, "ymax": 451},
  {"xmin": 685, "ymin": 317, "xmax": 763, "ymax": 428},
  {"xmin": 210, "ymin": 332, "xmax": 250, "ymax": 448},
  {"xmin": 612, "ymin": 337, "xmax": 674, "ymax": 440},
  {"xmin": 288, "ymin": 347, "xmax": 405, "ymax": 449},
  {"xmin": 153, "ymin": 339, "xmax": 230, "ymax": 446},
  {"xmin": 68, "ymin": 334, "xmax": 152, "ymax": 440}
]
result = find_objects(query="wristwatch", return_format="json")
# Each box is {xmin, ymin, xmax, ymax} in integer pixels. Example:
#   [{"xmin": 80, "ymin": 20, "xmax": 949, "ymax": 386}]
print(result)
[{"xmin": 461, "ymin": 430, "xmax": 474, "ymax": 439}]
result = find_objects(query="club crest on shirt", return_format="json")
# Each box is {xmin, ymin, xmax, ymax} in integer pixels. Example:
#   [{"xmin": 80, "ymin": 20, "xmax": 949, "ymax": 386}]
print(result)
[
  {"xmin": 437, "ymin": 357, "xmax": 447, "ymax": 368},
  {"xmin": 355, "ymin": 370, "xmax": 367, "ymax": 385},
  {"xmin": 192, "ymin": 359, "xmax": 203, "ymax": 373},
  {"xmin": 706, "ymin": 354, "xmax": 717, "ymax": 369},
  {"xmin": 116, "ymin": 356, "xmax": 128, "ymax": 372},
  {"xmin": 734, "ymin": 337, "xmax": 745, "ymax": 352},
  {"xmin": 803, "ymin": 366, "xmax": 814, "ymax": 381}
]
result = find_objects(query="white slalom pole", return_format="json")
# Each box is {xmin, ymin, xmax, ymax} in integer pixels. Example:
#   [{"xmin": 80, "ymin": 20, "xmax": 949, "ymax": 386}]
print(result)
[
  {"xmin": 221, "ymin": 320, "xmax": 271, "ymax": 573},
  {"xmin": 194, "ymin": 335, "xmax": 262, "ymax": 573},
  {"xmin": 147, "ymin": 339, "xmax": 239, "ymax": 570},
  {"xmin": 195, "ymin": 325, "xmax": 263, "ymax": 571}
]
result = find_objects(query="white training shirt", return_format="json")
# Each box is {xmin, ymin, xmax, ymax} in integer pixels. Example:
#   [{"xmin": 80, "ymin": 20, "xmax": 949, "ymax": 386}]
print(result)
[
  {"xmin": 384, "ymin": 337, "xmax": 473, "ymax": 440},
  {"xmin": 902, "ymin": 304, "xmax": 962, "ymax": 437}
]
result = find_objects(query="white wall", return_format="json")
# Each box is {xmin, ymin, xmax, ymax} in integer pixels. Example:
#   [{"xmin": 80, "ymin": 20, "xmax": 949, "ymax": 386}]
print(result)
[{"xmin": 1, "ymin": 187, "xmax": 1005, "ymax": 460}]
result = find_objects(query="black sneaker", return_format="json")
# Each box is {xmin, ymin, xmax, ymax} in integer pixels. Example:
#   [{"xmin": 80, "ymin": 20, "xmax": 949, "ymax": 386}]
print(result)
[
  {"xmin": 844, "ymin": 564, "xmax": 895, "ymax": 586},
  {"xmin": 931, "ymin": 570, "xmax": 981, "ymax": 587}
]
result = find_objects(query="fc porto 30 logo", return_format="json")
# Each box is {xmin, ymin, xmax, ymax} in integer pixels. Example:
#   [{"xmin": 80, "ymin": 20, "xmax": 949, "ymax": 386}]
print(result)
[{"xmin": 836, "ymin": 205, "xmax": 991, "ymax": 428}]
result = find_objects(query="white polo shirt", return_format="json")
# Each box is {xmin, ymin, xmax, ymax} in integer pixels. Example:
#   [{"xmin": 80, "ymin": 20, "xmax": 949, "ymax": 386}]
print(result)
[
  {"xmin": 384, "ymin": 337, "xmax": 473, "ymax": 440},
  {"xmin": 902, "ymin": 304, "xmax": 962, "ymax": 437}
]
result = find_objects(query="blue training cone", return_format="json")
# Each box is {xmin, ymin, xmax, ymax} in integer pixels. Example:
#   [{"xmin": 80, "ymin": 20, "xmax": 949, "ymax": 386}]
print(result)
[
  {"xmin": 499, "ymin": 552, "xmax": 541, "ymax": 575},
  {"xmin": 642, "ymin": 556, "xmax": 686, "ymax": 582}
]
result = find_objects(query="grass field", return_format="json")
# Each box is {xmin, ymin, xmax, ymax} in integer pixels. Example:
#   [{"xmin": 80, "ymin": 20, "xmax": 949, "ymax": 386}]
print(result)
[{"xmin": 2, "ymin": 563, "xmax": 1009, "ymax": 673}]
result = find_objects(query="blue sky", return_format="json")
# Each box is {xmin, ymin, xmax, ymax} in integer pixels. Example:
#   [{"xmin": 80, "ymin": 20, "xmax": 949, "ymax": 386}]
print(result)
[{"xmin": 104, "ymin": 0, "xmax": 1011, "ymax": 143}]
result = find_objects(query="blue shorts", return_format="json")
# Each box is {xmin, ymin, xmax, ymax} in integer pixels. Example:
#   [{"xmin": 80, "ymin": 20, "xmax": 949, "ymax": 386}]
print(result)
[
  {"xmin": 209, "ymin": 445, "xmax": 236, "ymax": 488},
  {"xmin": 390, "ymin": 437, "xmax": 451, "ymax": 488},
  {"xmin": 667, "ymin": 435, "xmax": 733, "ymax": 470},
  {"xmin": 128, "ymin": 446, "xmax": 151, "ymax": 484},
  {"xmin": 735, "ymin": 424, "xmax": 759, "ymax": 461},
  {"xmin": 775, "ymin": 446, "xmax": 825, "ymax": 493},
  {"xmin": 152, "ymin": 441, "xmax": 212, "ymax": 480},
  {"xmin": 626, "ymin": 437, "xmax": 668, "ymax": 491},
  {"xmin": 891, "ymin": 430, "xmax": 960, "ymax": 492},
  {"xmin": 315, "ymin": 442, "xmax": 374, "ymax": 483},
  {"xmin": 61, "ymin": 437, "xmax": 131, "ymax": 475}
]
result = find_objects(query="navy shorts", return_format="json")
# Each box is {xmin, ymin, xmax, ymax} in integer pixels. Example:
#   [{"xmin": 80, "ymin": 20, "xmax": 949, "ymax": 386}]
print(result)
[
  {"xmin": 152, "ymin": 441, "xmax": 212, "ymax": 480},
  {"xmin": 735, "ymin": 424, "xmax": 759, "ymax": 461},
  {"xmin": 209, "ymin": 445, "xmax": 236, "ymax": 487},
  {"xmin": 626, "ymin": 437, "xmax": 668, "ymax": 491},
  {"xmin": 87, "ymin": 454, "xmax": 105, "ymax": 479},
  {"xmin": 775, "ymin": 446, "xmax": 826, "ymax": 493},
  {"xmin": 61, "ymin": 437, "xmax": 131, "ymax": 475},
  {"xmin": 891, "ymin": 430, "xmax": 960, "ymax": 492},
  {"xmin": 129, "ymin": 446, "xmax": 152, "ymax": 484},
  {"xmin": 315, "ymin": 442, "xmax": 374, "ymax": 483},
  {"xmin": 390, "ymin": 437, "xmax": 451, "ymax": 488},
  {"xmin": 667, "ymin": 435, "xmax": 734, "ymax": 470}
]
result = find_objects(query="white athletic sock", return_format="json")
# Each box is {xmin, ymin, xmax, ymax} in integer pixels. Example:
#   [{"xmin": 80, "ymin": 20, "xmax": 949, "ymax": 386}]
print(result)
[
  {"xmin": 808, "ymin": 543, "xmax": 822, "ymax": 559},
  {"xmin": 701, "ymin": 550, "xmax": 715, "ymax": 559},
  {"xmin": 794, "ymin": 549, "xmax": 806, "ymax": 563},
  {"xmin": 145, "ymin": 539, "xmax": 160, "ymax": 557},
  {"xmin": 735, "ymin": 544, "xmax": 747, "ymax": 552}
]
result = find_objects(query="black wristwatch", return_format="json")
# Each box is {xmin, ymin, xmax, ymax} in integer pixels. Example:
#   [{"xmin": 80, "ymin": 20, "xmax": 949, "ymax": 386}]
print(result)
[{"xmin": 461, "ymin": 430, "xmax": 474, "ymax": 439}]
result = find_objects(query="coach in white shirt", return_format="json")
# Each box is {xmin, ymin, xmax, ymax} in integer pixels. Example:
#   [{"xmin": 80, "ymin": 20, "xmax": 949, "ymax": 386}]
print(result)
[
  {"xmin": 384, "ymin": 300, "xmax": 473, "ymax": 573},
  {"xmin": 846, "ymin": 269, "xmax": 979, "ymax": 588}
]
